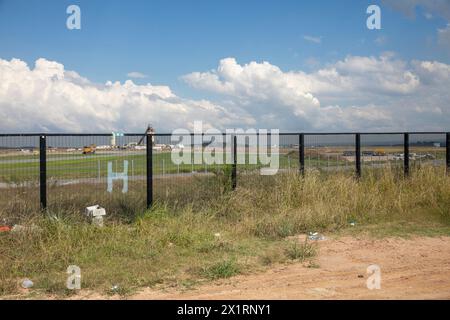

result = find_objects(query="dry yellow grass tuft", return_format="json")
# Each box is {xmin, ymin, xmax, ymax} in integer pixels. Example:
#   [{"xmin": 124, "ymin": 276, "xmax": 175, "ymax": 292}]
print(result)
[{"xmin": 0, "ymin": 167, "xmax": 449, "ymax": 296}]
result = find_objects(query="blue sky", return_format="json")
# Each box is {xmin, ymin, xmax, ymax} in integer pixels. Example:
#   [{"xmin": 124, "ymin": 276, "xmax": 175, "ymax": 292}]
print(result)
[
  {"xmin": 0, "ymin": 0, "xmax": 450, "ymax": 132},
  {"xmin": 1, "ymin": 0, "xmax": 448, "ymax": 89}
]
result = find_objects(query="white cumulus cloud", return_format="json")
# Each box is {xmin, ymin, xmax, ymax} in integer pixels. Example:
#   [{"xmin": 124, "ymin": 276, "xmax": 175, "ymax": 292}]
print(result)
[
  {"xmin": 0, "ymin": 58, "xmax": 247, "ymax": 133},
  {"xmin": 183, "ymin": 55, "xmax": 450, "ymax": 131},
  {"xmin": 1, "ymin": 55, "xmax": 450, "ymax": 133}
]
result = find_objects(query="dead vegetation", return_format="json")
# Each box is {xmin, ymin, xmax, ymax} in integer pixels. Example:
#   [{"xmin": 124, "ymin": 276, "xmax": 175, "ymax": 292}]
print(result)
[{"xmin": 0, "ymin": 166, "xmax": 449, "ymax": 297}]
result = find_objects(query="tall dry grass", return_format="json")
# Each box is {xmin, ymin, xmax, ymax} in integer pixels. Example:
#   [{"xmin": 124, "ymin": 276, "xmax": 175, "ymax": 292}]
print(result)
[
  {"xmin": 209, "ymin": 166, "xmax": 450, "ymax": 238},
  {"xmin": 0, "ymin": 166, "xmax": 449, "ymax": 296}
]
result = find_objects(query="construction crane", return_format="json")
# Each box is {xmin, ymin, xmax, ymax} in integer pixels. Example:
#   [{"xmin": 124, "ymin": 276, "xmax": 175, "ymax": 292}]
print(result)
[{"xmin": 137, "ymin": 124, "xmax": 155, "ymax": 146}]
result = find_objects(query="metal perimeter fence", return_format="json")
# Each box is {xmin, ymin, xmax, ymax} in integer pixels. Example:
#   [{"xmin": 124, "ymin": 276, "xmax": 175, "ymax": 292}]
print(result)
[{"xmin": 0, "ymin": 132, "xmax": 449, "ymax": 216}]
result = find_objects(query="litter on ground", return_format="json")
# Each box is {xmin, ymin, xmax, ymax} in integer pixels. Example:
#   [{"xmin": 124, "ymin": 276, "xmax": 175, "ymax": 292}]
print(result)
[
  {"xmin": 11, "ymin": 224, "xmax": 41, "ymax": 234},
  {"xmin": 111, "ymin": 285, "xmax": 120, "ymax": 292},
  {"xmin": 21, "ymin": 279, "xmax": 33, "ymax": 289},
  {"xmin": 85, "ymin": 205, "xmax": 107, "ymax": 227},
  {"xmin": 0, "ymin": 225, "xmax": 11, "ymax": 232},
  {"xmin": 308, "ymin": 232, "xmax": 326, "ymax": 241}
]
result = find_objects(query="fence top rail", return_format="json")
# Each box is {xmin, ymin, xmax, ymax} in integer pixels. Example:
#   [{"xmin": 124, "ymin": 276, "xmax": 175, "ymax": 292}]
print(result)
[{"xmin": 0, "ymin": 131, "xmax": 448, "ymax": 137}]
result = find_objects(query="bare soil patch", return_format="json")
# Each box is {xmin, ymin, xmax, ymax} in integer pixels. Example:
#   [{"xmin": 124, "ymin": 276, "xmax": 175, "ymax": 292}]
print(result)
[{"xmin": 128, "ymin": 236, "xmax": 450, "ymax": 300}]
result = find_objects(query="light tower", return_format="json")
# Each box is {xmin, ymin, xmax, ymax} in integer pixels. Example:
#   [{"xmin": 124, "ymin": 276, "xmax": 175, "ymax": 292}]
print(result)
[{"xmin": 111, "ymin": 133, "xmax": 116, "ymax": 148}]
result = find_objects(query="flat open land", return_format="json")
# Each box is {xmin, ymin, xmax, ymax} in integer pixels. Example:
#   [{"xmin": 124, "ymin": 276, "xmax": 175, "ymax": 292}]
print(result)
[
  {"xmin": 24, "ymin": 235, "xmax": 447, "ymax": 300},
  {"xmin": 1, "ymin": 167, "xmax": 449, "ymax": 300},
  {"xmin": 128, "ymin": 235, "xmax": 450, "ymax": 300}
]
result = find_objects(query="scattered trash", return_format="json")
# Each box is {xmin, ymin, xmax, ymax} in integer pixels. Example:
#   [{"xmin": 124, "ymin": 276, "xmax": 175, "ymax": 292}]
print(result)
[
  {"xmin": 85, "ymin": 205, "xmax": 106, "ymax": 217},
  {"xmin": 168, "ymin": 242, "xmax": 174, "ymax": 247},
  {"xmin": 111, "ymin": 285, "xmax": 119, "ymax": 292},
  {"xmin": 0, "ymin": 225, "xmax": 11, "ymax": 232},
  {"xmin": 308, "ymin": 232, "xmax": 326, "ymax": 241},
  {"xmin": 350, "ymin": 221, "xmax": 356, "ymax": 227},
  {"xmin": 11, "ymin": 224, "xmax": 41, "ymax": 234},
  {"xmin": 21, "ymin": 279, "xmax": 34, "ymax": 289},
  {"xmin": 214, "ymin": 233, "xmax": 221, "ymax": 238},
  {"xmin": 85, "ymin": 205, "xmax": 106, "ymax": 227},
  {"xmin": 11, "ymin": 225, "xmax": 26, "ymax": 233}
]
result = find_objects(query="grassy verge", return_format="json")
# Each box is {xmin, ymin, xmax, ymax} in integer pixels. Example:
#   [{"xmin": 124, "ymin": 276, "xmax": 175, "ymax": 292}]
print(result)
[
  {"xmin": 0, "ymin": 207, "xmax": 316, "ymax": 297},
  {"xmin": 0, "ymin": 166, "xmax": 449, "ymax": 297}
]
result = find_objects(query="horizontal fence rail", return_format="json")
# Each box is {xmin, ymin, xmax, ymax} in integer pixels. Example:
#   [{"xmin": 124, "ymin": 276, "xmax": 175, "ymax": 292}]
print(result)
[{"xmin": 0, "ymin": 132, "xmax": 448, "ymax": 213}]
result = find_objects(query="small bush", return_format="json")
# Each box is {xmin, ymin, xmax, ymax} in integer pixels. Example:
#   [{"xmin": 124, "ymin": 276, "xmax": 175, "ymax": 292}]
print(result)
[
  {"xmin": 259, "ymin": 248, "xmax": 284, "ymax": 266},
  {"xmin": 201, "ymin": 259, "xmax": 240, "ymax": 280},
  {"xmin": 284, "ymin": 240, "xmax": 316, "ymax": 261}
]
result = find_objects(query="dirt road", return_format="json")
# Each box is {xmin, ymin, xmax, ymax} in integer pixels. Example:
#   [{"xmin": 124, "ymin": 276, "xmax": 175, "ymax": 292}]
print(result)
[{"xmin": 131, "ymin": 236, "xmax": 450, "ymax": 300}]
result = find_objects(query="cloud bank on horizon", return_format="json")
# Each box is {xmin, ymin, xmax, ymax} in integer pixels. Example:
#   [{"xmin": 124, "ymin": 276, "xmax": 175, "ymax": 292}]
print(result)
[{"xmin": 1, "ymin": 54, "xmax": 450, "ymax": 133}]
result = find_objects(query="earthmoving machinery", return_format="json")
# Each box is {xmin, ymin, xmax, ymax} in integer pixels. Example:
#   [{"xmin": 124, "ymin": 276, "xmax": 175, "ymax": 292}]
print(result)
[
  {"xmin": 82, "ymin": 144, "xmax": 96, "ymax": 154},
  {"xmin": 374, "ymin": 148, "xmax": 386, "ymax": 156}
]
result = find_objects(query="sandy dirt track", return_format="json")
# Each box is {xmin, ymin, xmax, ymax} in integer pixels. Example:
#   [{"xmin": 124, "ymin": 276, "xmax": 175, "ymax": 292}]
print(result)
[{"xmin": 129, "ymin": 236, "xmax": 450, "ymax": 300}]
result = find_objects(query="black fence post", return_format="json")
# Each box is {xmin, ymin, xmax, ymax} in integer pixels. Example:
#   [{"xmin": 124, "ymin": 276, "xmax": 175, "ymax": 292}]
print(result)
[
  {"xmin": 446, "ymin": 132, "xmax": 450, "ymax": 175},
  {"xmin": 299, "ymin": 133, "xmax": 305, "ymax": 177},
  {"xmin": 232, "ymin": 135, "xmax": 237, "ymax": 190},
  {"xmin": 355, "ymin": 133, "xmax": 361, "ymax": 178},
  {"xmin": 39, "ymin": 135, "xmax": 47, "ymax": 210},
  {"xmin": 146, "ymin": 133, "xmax": 153, "ymax": 208},
  {"xmin": 404, "ymin": 133, "xmax": 409, "ymax": 177},
  {"xmin": 191, "ymin": 134, "xmax": 195, "ymax": 173}
]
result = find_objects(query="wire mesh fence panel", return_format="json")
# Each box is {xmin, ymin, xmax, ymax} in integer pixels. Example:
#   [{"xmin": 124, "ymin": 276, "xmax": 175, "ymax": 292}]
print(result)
[
  {"xmin": 304, "ymin": 134, "xmax": 355, "ymax": 174},
  {"xmin": 360, "ymin": 134, "xmax": 404, "ymax": 177},
  {"xmin": 0, "ymin": 136, "xmax": 40, "ymax": 220},
  {"xmin": 45, "ymin": 135, "xmax": 147, "ymax": 219},
  {"xmin": 152, "ymin": 134, "xmax": 224, "ymax": 208},
  {"xmin": 0, "ymin": 132, "xmax": 448, "ymax": 218},
  {"xmin": 409, "ymin": 133, "xmax": 446, "ymax": 174},
  {"xmin": 235, "ymin": 132, "xmax": 284, "ymax": 191},
  {"xmin": 279, "ymin": 134, "xmax": 299, "ymax": 173}
]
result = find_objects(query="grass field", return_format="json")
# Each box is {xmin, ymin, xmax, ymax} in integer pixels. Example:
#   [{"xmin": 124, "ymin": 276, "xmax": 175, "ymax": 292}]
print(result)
[
  {"xmin": 0, "ymin": 151, "xmax": 291, "ymax": 183},
  {"xmin": 0, "ymin": 146, "xmax": 446, "ymax": 183},
  {"xmin": 0, "ymin": 166, "xmax": 449, "ymax": 297},
  {"xmin": 0, "ymin": 146, "xmax": 446, "ymax": 219}
]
